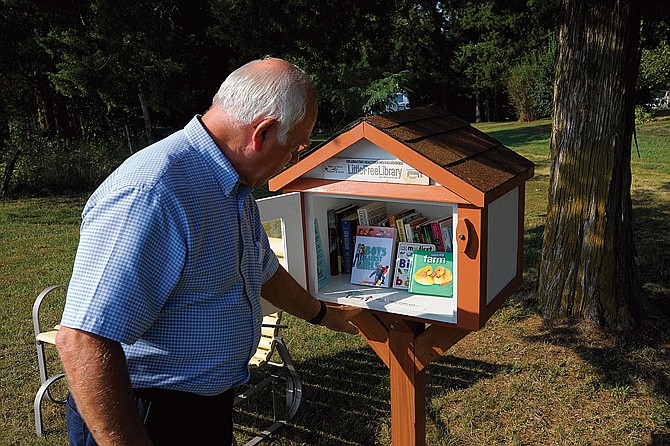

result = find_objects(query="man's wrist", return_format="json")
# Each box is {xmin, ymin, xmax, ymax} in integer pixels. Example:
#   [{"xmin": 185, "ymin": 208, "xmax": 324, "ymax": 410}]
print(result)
[{"xmin": 307, "ymin": 300, "xmax": 327, "ymax": 325}]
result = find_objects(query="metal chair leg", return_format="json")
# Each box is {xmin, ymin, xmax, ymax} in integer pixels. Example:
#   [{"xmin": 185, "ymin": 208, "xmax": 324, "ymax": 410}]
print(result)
[{"xmin": 34, "ymin": 373, "xmax": 66, "ymax": 436}]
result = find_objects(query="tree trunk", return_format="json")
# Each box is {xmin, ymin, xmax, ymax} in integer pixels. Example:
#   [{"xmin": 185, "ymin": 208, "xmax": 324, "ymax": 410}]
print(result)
[
  {"xmin": 536, "ymin": 0, "xmax": 643, "ymax": 328},
  {"xmin": 1, "ymin": 150, "xmax": 21, "ymax": 198},
  {"xmin": 138, "ymin": 88, "xmax": 155, "ymax": 145},
  {"xmin": 475, "ymin": 91, "xmax": 481, "ymax": 123}
]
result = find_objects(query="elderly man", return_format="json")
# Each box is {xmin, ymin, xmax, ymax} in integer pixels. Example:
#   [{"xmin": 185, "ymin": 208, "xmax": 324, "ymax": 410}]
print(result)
[{"xmin": 56, "ymin": 57, "xmax": 361, "ymax": 446}]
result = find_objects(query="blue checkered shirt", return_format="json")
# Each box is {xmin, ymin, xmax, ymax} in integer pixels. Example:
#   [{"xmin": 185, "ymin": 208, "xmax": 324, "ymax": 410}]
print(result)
[{"xmin": 61, "ymin": 116, "xmax": 280, "ymax": 396}]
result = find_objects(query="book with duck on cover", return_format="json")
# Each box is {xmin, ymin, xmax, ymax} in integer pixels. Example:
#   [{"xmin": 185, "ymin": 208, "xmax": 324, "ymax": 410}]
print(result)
[{"xmin": 408, "ymin": 250, "xmax": 454, "ymax": 297}]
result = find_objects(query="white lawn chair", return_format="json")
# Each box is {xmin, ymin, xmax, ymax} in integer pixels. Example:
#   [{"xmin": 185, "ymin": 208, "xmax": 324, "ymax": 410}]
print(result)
[
  {"xmin": 233, "ymin": 301, "xmax": 303, "ymax": 446},
  {"xmin": 32, "ymin": 286, "xmax": 302, "ymax": 445},
  {"xmin": 32, "ymin": 284, "xmax": 68, "ymax": 436}
]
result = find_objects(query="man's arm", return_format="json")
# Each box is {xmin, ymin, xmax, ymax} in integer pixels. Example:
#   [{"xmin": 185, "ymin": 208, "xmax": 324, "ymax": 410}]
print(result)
[
  {"xmin": 261, "ymin": 265, "xmax": 362, "ymax": 334},
  {"xmin": 56, "ymin": 326, "xmax": 153, "ymax": 446}
]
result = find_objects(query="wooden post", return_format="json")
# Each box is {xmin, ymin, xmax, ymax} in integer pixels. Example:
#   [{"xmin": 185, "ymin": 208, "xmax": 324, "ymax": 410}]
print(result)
[
  {"xmin": 389, "ymin": 319, "xmax": 425, "ymax": 445},
  {"xmin": 355, "ymin": 312, "xmax": 469, "ymax": 446}
]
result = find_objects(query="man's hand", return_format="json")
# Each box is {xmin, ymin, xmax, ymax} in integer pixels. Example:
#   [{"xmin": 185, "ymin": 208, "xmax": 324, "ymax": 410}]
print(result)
[{"xmin": 321, "ymin": 304, "xmax": 363, "ymax": 334}]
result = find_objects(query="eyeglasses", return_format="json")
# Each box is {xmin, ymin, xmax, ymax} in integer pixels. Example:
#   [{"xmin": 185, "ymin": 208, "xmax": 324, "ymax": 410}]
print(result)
[{"xmin": 289, "ymin": 139, "xmax": 311, "ymax": 164}]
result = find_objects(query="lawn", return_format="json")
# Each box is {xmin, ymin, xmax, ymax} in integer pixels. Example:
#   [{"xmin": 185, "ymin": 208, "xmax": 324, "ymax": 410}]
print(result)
[{"xmin": 1, "ymin": 118, "xmax": 668, "ymax": 445}]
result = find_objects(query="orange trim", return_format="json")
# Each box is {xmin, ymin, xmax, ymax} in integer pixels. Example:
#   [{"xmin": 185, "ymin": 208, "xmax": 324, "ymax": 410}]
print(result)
[
  {"xmin": 362, "ymin": 124, "xmax": 486, "ymax": 206},
  {"xmin": 455, "ymin": 206, "xmax": 482, "ymax": 331},
  {"xmin": 483, "ymin": 174, "xmax": 533, "ymax": 205},
  {"xmin": 480, "ymin": 274, "xmax": 522, "ymax": 323},
  {"xmin": 354, "ymin": 311, "xmax": 391, "ymax": 368},
  {"xmin": 280, "ymin": 177, "xmax": 471, "ymax": 204},
  {"xmin": 414, "ymin": 326, "xmax": 469, "ymax": 371},
  {"xmin": 298, "ymin": 193, "xmax": 311, "ymax": 291},
  {"xmin": 478, "ymin": 206, "xmax": 489, "ymax": 321},
  {"xmin": 269, "ymin": 125, "xmax": 364, "ymax": 191}
]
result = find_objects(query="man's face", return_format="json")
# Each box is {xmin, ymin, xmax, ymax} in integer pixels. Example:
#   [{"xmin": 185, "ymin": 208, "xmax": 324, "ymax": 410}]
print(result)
[{"xmin": 249, "ymin": 104, "xmax": 317, "ymax": 186}]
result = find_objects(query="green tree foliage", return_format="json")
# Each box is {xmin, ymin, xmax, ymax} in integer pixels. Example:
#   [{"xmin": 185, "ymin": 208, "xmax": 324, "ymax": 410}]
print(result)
[
  {"xmin": 507, "ymin": 41, "xmax": 556, "ymax": 121},
  {"xmin": 0, "ymin": 0, "xmax": 566, "ymax": 195},
  {"xmin": 452, "ymin": 0, "xmax": 558, "ymax": 121},
  {"xmin": 639, "ymin": 42, "xmax": 670, "ymax": 92}
]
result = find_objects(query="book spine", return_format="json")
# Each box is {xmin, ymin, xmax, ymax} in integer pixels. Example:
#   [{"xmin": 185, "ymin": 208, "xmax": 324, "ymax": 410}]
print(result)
[
  {"xmin": 340, "ymin": 218, "xmax": 356, "ymax": 274},
  {"xmin": 357, "ymin": 208, "xmax": 369, "ymax": 226},
  {"xmin": 404, "ymin": 222, "xmax": 414, "ymax": 242},
  {"xmin": 430, "ymin": 221, "xmax": 445, "ymax": 252},
  {"xmin": 396, "ymin": 218, "xmax": 407, "ymax": 242},
  {"xmin": 327, "ymin": 208, "xmax": 339, "ymax": 275},
  {"xmin": 442, "ymin": 224, "xmax": 454, "ymax": 252},
  {"xmin": 367, "ymin": 204, "xmax": 387, "ymax": 226},
  {"xmin": 334, "ymin": 205, "xmax": 358, "ymax": 273}
]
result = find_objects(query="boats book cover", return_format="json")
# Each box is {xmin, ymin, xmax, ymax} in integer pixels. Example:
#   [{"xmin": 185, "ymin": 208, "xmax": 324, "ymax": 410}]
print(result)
[{"xmin": 350, "ymin": 226, "xmax": 398, "ymax": 288}]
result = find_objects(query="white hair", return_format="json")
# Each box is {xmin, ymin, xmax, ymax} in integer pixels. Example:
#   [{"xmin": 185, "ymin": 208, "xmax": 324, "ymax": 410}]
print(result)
[{"xmin": 212, "ymin": 58, "xmax": 313, "ymax": 143}]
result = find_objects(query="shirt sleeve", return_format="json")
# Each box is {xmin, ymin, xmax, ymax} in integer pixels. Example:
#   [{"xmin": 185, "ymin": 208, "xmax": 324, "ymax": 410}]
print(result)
[{"xmin": 61, "ymin": 186, "xmax": 186, "ymax": 344}]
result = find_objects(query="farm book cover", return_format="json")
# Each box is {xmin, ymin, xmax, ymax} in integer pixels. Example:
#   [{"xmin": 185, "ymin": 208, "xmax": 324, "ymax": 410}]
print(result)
[
  {"xmin": 350, "ymin": 226, "xmax": 398, "ymax": 288},
  {"xmin": 408, "ymin": 250, "xmax": 454, "ymax": 297},
  {"xmin": 392, "ymin": 242, "xmax": 436, "ymax": 290}
]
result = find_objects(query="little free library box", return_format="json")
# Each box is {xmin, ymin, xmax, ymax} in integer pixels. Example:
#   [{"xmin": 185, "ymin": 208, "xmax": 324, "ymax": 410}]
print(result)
[
  {"xmin": 259, "ymin": 106, "xmax": 534, "ymax": 445},
  {"xmin": 259, "ymin": 106, "xmax": 534, "ymax": 331}
]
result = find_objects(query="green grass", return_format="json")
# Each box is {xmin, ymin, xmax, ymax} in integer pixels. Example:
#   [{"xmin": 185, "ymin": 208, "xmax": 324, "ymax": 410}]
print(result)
[{"xmin": 1, "ymin": 119, "xmax": 669, "ymax": 445}]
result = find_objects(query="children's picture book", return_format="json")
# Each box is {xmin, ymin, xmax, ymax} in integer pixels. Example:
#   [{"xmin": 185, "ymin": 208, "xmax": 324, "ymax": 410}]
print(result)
[
  {"xmin": 314, "ymin": 218, "xmax": 330, "ymax": 289},
  {"xmin": 350, "ymin": 226, "xmax": 398, "ymax": 288},
  {"xmin": 408, "ymin": 250, "xmax": 454, "ymax": 297},
  {"xmin": 392, "ymin": 242, "xmax": 436, "ymax": 290}
]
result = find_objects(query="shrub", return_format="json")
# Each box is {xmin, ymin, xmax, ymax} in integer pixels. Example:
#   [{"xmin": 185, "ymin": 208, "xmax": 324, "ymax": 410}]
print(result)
[
  {"xmin": 2, "ymin": 125, "xmax": 129, "ymax": 196},
  {"xmin": 507, "ymin": 43, "xmax": 555, "ymax": 121}
]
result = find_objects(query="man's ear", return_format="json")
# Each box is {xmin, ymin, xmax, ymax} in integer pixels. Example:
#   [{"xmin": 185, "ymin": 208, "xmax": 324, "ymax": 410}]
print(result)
[{"xmin": 251, "ymin": 118, "xmax": 277, "ymax": 152}]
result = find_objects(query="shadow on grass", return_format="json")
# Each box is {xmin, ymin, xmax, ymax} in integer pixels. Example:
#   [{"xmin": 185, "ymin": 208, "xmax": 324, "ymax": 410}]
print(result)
[
  {"xmin": 484, "ymin": 123, "xmax": 552, "ymax": 149},
  {"xmin": 235, "ymin": 346, "xmax": 502, "ymax": 445},
  {"xmin": 510, "ymin": 185, "xmax": 670, "ymax": 443},
  {"xmin": 632, "ymin": 188, "xmax": 670, "ymax": 294}
]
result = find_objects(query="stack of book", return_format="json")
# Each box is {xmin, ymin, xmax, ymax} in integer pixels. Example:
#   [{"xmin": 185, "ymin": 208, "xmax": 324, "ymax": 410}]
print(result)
[
  {"xmin": 324, "ymin": 201, "xmax": 455, "ymax": 297},
  {"xmin": 382, "ymin": 209, "xmax": 453, "ymax": 251},
  {"xmin": 327, "ymin": 202, "xmax": 390, "ymax": 275}
]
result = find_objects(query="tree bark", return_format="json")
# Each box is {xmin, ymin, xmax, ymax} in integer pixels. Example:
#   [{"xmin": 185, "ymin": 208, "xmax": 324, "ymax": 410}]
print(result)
[
  {"xmin": 1, "ymin": 150, "xmax": 21, "ymax": 198},
  {"xmin": 536, "ymin": 0, "xmax": 644, "ymax": 328},
  {"xmin": 138, "ymin": 88, "xmax": 155, "ymax": 145}
]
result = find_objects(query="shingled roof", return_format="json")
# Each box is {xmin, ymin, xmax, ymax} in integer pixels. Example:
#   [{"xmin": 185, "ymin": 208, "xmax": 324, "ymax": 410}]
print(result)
[
  {"xmin": 269, "ymin": 106, "xmax": 534, "ymax": 206},
  {"xmin": 361, "ymin": 106, "xmax": 534, "ymax": 194}
]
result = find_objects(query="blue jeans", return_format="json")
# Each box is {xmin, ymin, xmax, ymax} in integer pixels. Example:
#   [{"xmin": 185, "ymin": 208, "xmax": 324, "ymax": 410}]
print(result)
[{"xmin": 67, "ymin": 388, "xmax": 234, "ymax": 446}]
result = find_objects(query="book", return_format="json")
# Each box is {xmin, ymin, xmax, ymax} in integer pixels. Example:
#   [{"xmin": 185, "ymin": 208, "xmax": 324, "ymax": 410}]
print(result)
[
  {"xmin": 396, "ymin": 212, "xmax": 422, "ymax": 243},
  {"xmin": 439, "ymin": 217, "xmax": 454, "ymax": 252},
  {"xmin": 408, "ymin": 250, "xmax": 454, "ymax": 297},
  {"xmin": 327, "ymin": 206, "xmax": 342, "ymax": 276},
  {"xmin": 392, "ymin": 242, "xmax": 436, "ymax": 290},
  {"xmin": 340, "ymin": 214, "xmax": 358, "ymax": 274},
  {"xmin": 419, "ymin": 216, "xmax": 453, "ymax": 252},
  {"xmin": 314, "ymin": 218, "xmax": 330, "ymax": 289},
  {"xmin": 387, "ymin": 208, "xmax": 413, "ymax": 228},
  {"xmin": 350, "ymin": 226, "xmax": 398, "ymax": 288},
  {"xmin": 357, "ymin": 201, "xmax": 388, "ymax": 226},
  {"xmin": 404, "ymin": 216, "xmax": 428, "ymax": 243},
  {"xmin": 333, "ymin": 204, "xmax": 358, "ymax": 273}
]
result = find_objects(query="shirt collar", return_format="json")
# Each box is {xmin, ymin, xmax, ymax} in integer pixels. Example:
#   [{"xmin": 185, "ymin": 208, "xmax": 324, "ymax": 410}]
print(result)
[{"xmin": 183, "ymin": 115, "xmax": 250, "ymax": 199}]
